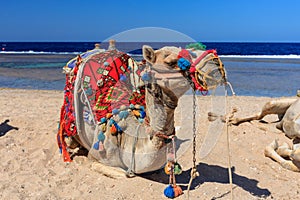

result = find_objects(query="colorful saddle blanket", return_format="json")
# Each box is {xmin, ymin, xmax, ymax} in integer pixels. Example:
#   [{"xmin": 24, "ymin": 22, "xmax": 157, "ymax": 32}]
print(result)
[{"xmin": 57, "ymin": 49, "xmax": 146, "ymax": 161}]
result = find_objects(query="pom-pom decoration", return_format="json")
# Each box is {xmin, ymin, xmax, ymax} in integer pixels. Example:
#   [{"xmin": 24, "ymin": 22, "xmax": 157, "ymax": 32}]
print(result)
[
  {"xmin": 119, "ymin": 110, "xmax": 129, "ymax": 120},
  {"xmin": 174, "ymin": 162, "xmax": 182, "ymax": 175},
  {"xmin": 100, "ymin": 117, "xmax": 107, "ymax": 124},
  {"xmin": 93, "ymin": 141, "xmax": 100, "ymax": 150},
  {"xmin": 177, "ymin": 58, "xmax": 191, "ymax": 71},
  {"xmin": 141, "ymin": 72, "xmax": 151, "ymax": 81},
  {"xmin": 99, "ymin": 141, "xmax": 105, "ymax": 151},
  {"xmin": 120, "ymin": 74, "xmax": 127, "ymax": 81},
  {"xmin": 104, "ymin": 61, "xmax": 110, "ymax": 66},
  {"xmin": 173, "ymin": 185, "xmax": 183, "ymax": 197},
  {"xmin": 112, "ymin": 108, "xmax": 119, "ymax": 115},
  {"xmin": 97, "ymin": 132, "xmax": 105, "ymax": 142},
  {"xmin": 110, "ymin": 124, "xmax": 118, "ymax": 136},
  {"xmin": 164, "ymin": 185, "xmax": 175, "ymax": 199},
  {"xmin": 164, "ymin": 161, "xmax": 172, "ymax": 175}
]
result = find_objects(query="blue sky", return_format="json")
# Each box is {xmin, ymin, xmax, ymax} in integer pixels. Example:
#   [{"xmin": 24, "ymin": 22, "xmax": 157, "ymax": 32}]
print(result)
[{"xmin": 1, "ymin": 0, "xmax": 300, "ymax": 42}]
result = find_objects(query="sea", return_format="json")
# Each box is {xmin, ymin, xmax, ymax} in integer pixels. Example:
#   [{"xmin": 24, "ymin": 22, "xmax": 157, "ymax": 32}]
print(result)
[{"xmin": 0, "ymin": 42, "xmax": 299, "ymax": 97}]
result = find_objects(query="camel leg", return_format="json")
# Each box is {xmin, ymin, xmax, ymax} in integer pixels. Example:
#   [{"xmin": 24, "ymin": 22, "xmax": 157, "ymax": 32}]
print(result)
[
  {"xmin": 91, "ymin": 161, "xmax": 127, "ymax": 179},
  {"xmin": 231, "ymin": 99, "xmax": 297, "ymax": 125},
  {"xmin": 290, "ymin": 139, "xmax": 300, "ymax": 162},
  {"xmin": 264, "ymin": 140, "xmax": 300, "ymax": 172},
  {"xmin": 276, "ymin": 142, "xmax": 293, "ymax": 158}
]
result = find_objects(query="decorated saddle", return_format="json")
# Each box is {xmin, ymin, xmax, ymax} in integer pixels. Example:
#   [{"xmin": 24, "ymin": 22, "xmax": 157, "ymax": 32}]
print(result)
[{"xmin": 57, "ymin": 47, "xmax": 147, "ymax": 162}]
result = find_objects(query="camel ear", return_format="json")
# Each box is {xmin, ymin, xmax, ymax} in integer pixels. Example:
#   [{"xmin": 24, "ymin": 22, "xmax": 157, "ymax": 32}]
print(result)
[{"xmin": 142, "ymin": 45, "xmax": 156, "ymax": 64}]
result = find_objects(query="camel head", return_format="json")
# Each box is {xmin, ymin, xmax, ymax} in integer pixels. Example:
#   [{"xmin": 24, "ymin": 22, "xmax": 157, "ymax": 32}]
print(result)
[
  {"xmin": 142, "ymin": 45, "xmax": 189, "ymax": 98},
  {"xmin": 142, "ymin": 45, "xmax": 227, "ymax": 136},
  {"xmin": 142, "ymin": 45, "xmax": 227, "ymax": 98}
]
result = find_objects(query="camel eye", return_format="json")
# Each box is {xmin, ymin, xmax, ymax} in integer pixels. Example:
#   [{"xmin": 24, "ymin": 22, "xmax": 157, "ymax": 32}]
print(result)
[{"xmin": 165, "ymin": 60, "xmax": 177, "ymax": 68}]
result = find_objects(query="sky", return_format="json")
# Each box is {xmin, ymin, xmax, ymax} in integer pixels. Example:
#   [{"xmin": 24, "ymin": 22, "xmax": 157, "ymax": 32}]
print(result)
[{"xmin": 1, "ymin": 0, "xmax": 300, "ymax": 42}]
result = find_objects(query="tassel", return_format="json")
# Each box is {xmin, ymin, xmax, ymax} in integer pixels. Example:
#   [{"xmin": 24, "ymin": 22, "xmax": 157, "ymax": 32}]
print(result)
[
  {"xmin": 164, "ymin": 161, "xmax": 172, "ymax": 175},
  {"xmin": 93, "ymin": 141, "xmax": 99, "ymax": 150},
  {"xmin": 164, "ymin": 185, "xmax": 175, "ymax": 199},
  {"xmin": 106, "ymin": 113, "xmax": 113, "ymax": 119},
  {"xmin": 174, "ymin": 162, "xmax": 182, "ymax": 175},
  {"xmin": 132, "ymin": 110, "xmax": 140, "ymax": 117},
  {"xmin": 97, "ymin": 131, "xmax": 105, "ymax": 142},
  {"xmin": 101, "ymin": 123, "xmax": 107, "ymax": 132},
  {"xmin": 110, "ymin": 124, "xmax": 118, "ymax": 136},
  {"xmin": 100, "ymin": 117, "xmax": 107, "ymax": 124},
  {"xmin": 99, "ymin": 141, "xmax": 105, "ymax": 151},
  {"xmin": 173, "ymin": 185, "xmax": 183, "ymax": 197}
]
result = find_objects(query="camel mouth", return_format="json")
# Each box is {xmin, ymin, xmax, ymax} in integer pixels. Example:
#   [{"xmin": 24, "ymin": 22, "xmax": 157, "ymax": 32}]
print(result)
[{"xmin": 179, "ymin": 49, "xmax": 227, "ymax": 92}]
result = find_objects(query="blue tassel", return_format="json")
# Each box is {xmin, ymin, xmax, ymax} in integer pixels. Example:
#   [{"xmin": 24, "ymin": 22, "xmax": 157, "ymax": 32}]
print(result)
[
  {"xmin": 104, "ymin": 61, "xmax": 110, "ymax": 66},
  {"xmin": 120, "ymin": 74, "xmax": 127, "ymax": 81},
  {"xmin": 140, "ymin": 110, "xmax": 146, "ymax": 118},
  {"xmin": 129, "ymin": 104, "xmax": 135, "ymax": 110},
  {"xmin": 141, "ymin": 72, "xmax": 151, "ymax": 81},
  {"xmin": 97, "ymin": 132, "xmax": 105, "ymax": 142},
  {"xmin": 119, "ymin": 110, "xmax": 129, "ymax": 119},
  {"xmin": 164, "ymin": 185, "xmax": 175, "ymax": 198},
  {"xmin": 86, "ymin": 87, "xmax": 93, "ymax": 96},
  {"xmin": 93, "ymin": 141, "xmax": 100, "ymax": 150},
  {"xmin": 139, "ymin": 106, "xmax": 145, "ymax": 111},
  {"xmin": 114, "ymin": 122, "xmax": 122, "ymax": 132},
  {"xmin": 112, "ymin": 108, "xmax": 119, "ymax": 115},
  {"xmin": 177, "ymin": 58, "xmax": 191, "ymax": 71},
  {"xmin": 100, "ymin": 117, "xmax": 107, "ymax": 124},
  {"xmin": 138, "ymin": 118, "xmax": 144, "ymax": 123},
  {"xmin": 109, "ymin": 119, "xmax": 114, "ymax": 126}
]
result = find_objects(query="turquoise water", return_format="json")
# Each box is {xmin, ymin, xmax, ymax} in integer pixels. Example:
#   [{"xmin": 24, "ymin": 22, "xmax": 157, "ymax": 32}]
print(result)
[{"xmin": 0, "ymin": 42, "xmax": 300, "ymax": 97}]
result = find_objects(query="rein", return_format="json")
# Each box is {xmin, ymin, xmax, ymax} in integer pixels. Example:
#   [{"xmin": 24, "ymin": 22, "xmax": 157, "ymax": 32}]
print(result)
[{"xmin": 147, "ymin": 49, "xmax": 226, "ymax": 95}]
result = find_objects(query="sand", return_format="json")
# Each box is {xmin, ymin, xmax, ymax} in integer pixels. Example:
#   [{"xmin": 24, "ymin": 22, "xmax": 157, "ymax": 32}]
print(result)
[{"xmin": 1, "ymin": 88, "xmax": 300, "ymax": 200}]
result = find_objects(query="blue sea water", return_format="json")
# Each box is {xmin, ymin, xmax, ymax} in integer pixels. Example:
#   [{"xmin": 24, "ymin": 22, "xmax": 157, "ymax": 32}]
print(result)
[{"xmin": 0, "ymin": 42, "xmax": 299, "ymax": 97}]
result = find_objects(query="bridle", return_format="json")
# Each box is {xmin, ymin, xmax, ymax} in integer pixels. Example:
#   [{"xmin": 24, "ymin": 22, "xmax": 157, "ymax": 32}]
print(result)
[{"xmin": 145, "ymin": 49, "xmax": 227, "ymax": 95}]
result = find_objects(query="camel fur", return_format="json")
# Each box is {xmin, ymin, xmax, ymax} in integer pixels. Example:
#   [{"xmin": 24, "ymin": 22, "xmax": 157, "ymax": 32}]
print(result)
[
  {"xmin": 231, "ymin": 98, "xmax": 300, "ymax": 172},
  {"xmin": 65, "ymin": 44, "xmax": 226, "ymax": 178}
]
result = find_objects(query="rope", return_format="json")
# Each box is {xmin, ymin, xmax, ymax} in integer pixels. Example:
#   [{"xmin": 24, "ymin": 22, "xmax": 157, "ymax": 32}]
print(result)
[
  {"xmin": 225, "ymin": 87, "xmax": 234, "ymax": 200},
  {"xmin": 226, "ymin": 119, "xmax": 234, "ymax": 200},
  {"xmin": 187, "ymin": 88, "xmax": 199, "ymax": 199},
  {"xmin": 126, "ymin": 124, "xmax": 141, "ymax": 177}
]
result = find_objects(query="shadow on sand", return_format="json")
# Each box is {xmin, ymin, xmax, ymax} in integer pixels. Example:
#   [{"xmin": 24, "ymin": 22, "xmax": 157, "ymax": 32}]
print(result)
[
  {"xmin": 141, "ymin": 162, "xmax": 271, "ymax": 199},
  {"xmin": 0, "ymin": 119, "xmax": 19, "ymax": 137}
]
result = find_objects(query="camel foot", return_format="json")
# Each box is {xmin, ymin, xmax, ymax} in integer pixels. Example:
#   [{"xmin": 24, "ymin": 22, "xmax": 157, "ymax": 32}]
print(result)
[
  {"xmin": 276, "ymin": 142, "xmax": 292, "ymax": 158},
  {"xmin": 280, "ymin": 160, "xmax": 300, "ymax": 172},
  {"xmin": 91, "ymin": 162, "xmax": 127, "ymax": 179},
  {"xmin": 290, "ymin": 148, "xmax": 300, "ymax": 162},
  {"xmin": 264, "ymin": 139, "xmax": 279, "ymax": 158}
]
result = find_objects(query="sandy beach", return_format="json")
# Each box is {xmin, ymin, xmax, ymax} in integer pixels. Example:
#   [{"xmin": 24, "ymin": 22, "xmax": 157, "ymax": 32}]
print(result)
[{"xmin": 1, "ymin": 88, "xmax": 300, "ymax": 200}]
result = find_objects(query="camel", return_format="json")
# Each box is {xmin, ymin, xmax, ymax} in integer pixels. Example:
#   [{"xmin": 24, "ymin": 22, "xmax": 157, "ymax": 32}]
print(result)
[
  {"xmin": 230, "ymin": 98, "xmax": 300, "ymax": 172},
  {"xmin": 58, "ymin": 41, "xmax": 227, "ymax": 179}
]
